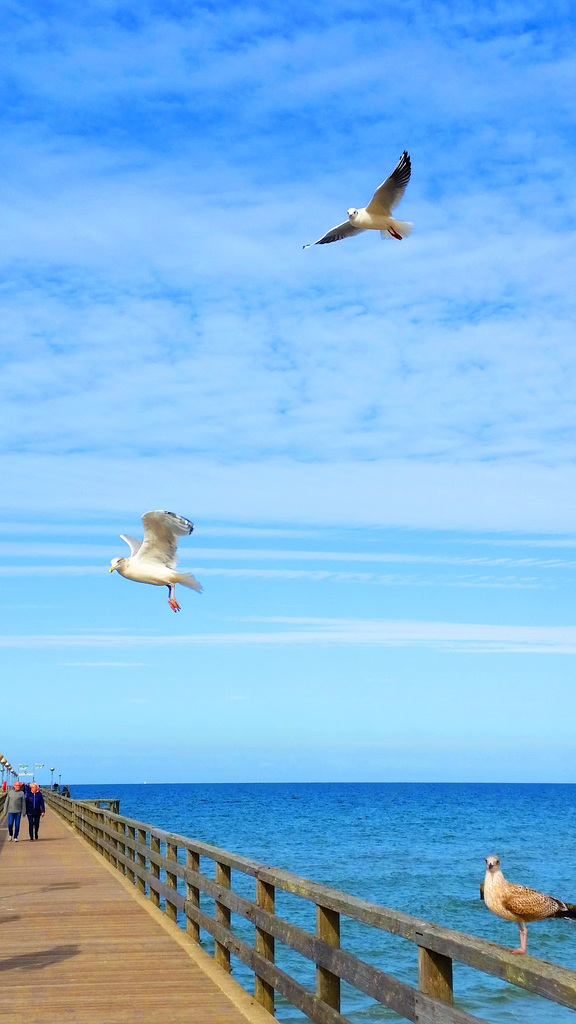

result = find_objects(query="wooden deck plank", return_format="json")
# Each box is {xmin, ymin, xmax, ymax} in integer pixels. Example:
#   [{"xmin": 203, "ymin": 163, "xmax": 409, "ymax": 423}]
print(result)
[{"xmin": 0, "ymin": 810, "xmax": 273, "ymax": 1024}]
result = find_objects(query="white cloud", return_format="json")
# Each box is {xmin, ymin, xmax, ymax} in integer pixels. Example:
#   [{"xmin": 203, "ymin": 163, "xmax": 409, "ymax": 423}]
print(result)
[
  {"xmin": 0, "ymin": 566, "xmax": 104, "ymax": 575},
  {"xmin": 1, "ymin": 456, "xmax": 575, "ymax": 532},
  {"xmin": 1, "ymin": 540, "xmax": 575, "ymax": 567},
  {"xmin": 0, "ymin": 0, "xmax": 574, "ymax": 518},
  {"xmin": 3, "ymin": 619, "xmax": 576, "ymax": 653},
  {"xmin": 0, "ymin": 564, "xmax": 547, "ymax": 589}
]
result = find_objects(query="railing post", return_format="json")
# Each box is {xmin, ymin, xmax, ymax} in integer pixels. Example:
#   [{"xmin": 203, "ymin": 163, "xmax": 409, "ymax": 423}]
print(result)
[
  {"xmin": 90, "ymin": 807, "xmax": 99, "ymax": 849},
  {"xmin": 316, "ymin": 904, "xmax": 340, "ymax": 1011},
  {"xmin": 115, "ymin": 818, "xmax": 126, "ymax": 872},
  {"xmin": 417, "ymin": 944, "xmax": 454, "ymax": 1005},
  {"xmin": 150, "ymin": 835, "xmax": 161, "ymax": 907},
  {"xmin": 127, "ymin": 825, "xmax": 136, "ymax": 883},
  {"xmin": 166, "ymin": 842, "xmax": 178, "ymax": 922},
  {"xmin": 100, "ymin": 810, "xmax": 110, "ymax": 861},
  {"xmin": 186, "ymin": 849, "xmax": 200, "ymax": 942},
  {"xmin": 215, "ymin": 861, "xmax": 231, "ymax": 972},
  {"xmin": 254, "ymin": 878, "xmax": 275, "ymax": 1014},
  {"xmin": 136, "ymin": 828, "xmax": 147, "ymax": 894}
]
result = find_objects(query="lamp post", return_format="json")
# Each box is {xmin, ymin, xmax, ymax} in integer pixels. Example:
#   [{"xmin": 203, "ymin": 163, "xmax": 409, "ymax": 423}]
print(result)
[
  {"xmin": 58, "ymin": 774, "xmax": 61, "ymax": 789},
  {"xmin": 50, "ymin": 767, "xmax": 55, "ymax": 789}
]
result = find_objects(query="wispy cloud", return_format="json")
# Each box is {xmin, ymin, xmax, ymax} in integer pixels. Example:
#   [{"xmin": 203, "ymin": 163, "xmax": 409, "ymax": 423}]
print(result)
[
  {"xmin": 0, "ymin": 1, "xmax": 575, "ymax": 532},
  {"xmin": 200, "ymin": 568, "xmax": 543, "ymax": 589},
  {"xmin": 0, "ymin": 563, "xmax": 550, "ymax": 589},
  {"xmin": 59, "ymin": 662, "xmax": 149, "ymax": 667},
  {"xmin": 0, "ymin": 566, "xmax": 105, "ymax": 576},
  {"xmin": 4, "ymin": 619, "xmax": 576, "ymax": 653},
  {"xmin": 2, "ymin": 457, "xmax": 575, "ymax": 532},
  {"xmin": 1, "ymin": 542, "xmax": 576, "ymax": 568}
]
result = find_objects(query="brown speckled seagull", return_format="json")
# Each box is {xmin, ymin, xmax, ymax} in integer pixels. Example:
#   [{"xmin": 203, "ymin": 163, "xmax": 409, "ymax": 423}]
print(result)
[
  {"xmin": 483, "ymin": 854, "xmax": 576, "ymax": 954},
  {"xmin": 110, "ymin": 510, "xmax": 202, "ymax": 612}
]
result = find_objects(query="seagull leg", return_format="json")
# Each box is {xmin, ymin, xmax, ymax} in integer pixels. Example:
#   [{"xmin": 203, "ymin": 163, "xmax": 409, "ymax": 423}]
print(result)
[
  {"xmin": 167, "ymin": 584, "xmax": 181, "ymax": 612},
  {"xmin": 388, "ymin": 227, "xmax": 403, "ymax": 240},
  {"xmin": 510, "ymin": 922, "xmax": 527, "ymax": 955}
]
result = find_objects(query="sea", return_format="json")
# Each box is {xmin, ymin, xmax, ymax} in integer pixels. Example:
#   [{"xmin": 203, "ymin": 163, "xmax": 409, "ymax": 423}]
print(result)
[{"xmin": 67, "ymin": 782, "xmax": 576, "ymax": 1024}]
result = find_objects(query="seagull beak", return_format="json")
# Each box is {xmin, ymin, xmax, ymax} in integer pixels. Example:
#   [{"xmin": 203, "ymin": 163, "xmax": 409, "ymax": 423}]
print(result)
[{"xmin": 109, "ymin": 566, "xmax": 115, "ymax": 573}]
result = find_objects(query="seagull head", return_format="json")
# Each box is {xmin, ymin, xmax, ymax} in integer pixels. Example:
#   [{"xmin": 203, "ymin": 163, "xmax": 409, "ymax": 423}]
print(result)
[
  {"xmin": 110, "ymin": 557, "xmax": 125, "ymax": 573},
  {"xmin": 348, "ymin": 208, "xmax": 359, "ymax": 222},
  {"xmin": 485, "ymin": 855, "xmax": 501, "ymax": 873}
]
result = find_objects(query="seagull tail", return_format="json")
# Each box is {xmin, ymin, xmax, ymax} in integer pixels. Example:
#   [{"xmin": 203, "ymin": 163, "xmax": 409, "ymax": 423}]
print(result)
[
  {"xmin": 381, "ymin": 220, "xmax": 413, "ymax": 240},
  {"xmin": 556, "ymin": 902, "xmax": 576, "ymax": 919},
  {"xmin": 175, "ymin": 572, "xmax": 203, "ymax": 594}
]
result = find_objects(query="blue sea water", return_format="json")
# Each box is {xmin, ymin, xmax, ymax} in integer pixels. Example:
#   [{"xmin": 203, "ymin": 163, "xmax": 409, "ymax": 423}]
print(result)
[{"xmin": 68, "ymin": 783, "xmax": 576, "ymax": 1023}]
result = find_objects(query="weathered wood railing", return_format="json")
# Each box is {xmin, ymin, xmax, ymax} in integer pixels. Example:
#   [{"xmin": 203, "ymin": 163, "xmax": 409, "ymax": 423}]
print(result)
[{"xmin": 44, "ymin": 791, "xmax": 576, "ymax": 1024}]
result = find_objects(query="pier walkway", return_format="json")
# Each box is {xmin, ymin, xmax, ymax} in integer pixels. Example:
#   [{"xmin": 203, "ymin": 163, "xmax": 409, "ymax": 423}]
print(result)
[{"xmin": 0, "ymin": 809, "xmax": 271, "ymax": 1024}]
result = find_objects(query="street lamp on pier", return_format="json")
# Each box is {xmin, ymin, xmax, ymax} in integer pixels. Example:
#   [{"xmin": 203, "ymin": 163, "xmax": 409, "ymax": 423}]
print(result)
[{"xmin": 50, "ymin": 767, "xmax": 55, "ymax": 788}]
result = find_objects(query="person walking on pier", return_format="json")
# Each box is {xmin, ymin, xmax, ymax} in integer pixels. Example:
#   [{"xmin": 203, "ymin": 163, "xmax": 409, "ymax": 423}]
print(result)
[
  {"xmin": 26, "ymin": 783, "xmax": 45, "ymax": 840},
  {"xmin": 6, "ymin": 781, "xmax": 26, "ymax": 841}
]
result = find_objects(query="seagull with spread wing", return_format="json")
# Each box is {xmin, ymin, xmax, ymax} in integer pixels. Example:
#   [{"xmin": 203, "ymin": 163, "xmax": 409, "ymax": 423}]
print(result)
[
  {"xmin": 110, "ymin": 510, "xmax": 202, "ymax": 612},
  {"xmin": 304, "ymin": 151, "xmax": 412, "ymax": 248},
  {"xmin": 483, "ymin": 854, "xmax": 576, "ymax": 954}
]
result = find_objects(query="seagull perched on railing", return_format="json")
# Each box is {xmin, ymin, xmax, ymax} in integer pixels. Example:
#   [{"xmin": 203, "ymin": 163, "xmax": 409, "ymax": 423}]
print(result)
[
  {"xmin": 304, "ymin": 151, "xmax": 412, "ymax": 247},
  {"xmin": 110, "ymin": 510, "xmax": 202, "ymax": 612},
  {"xmin": 483, "ymin": 855, "xmax": 576, "ymax": 954}
]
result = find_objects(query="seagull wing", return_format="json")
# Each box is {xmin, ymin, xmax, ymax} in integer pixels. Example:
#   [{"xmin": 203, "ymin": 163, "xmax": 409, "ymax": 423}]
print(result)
[
  {"xmin": 136, "ymin": 510, "xmax": 194, "ymax": 569},
  {"xmin": 365, "ymin": 151, "xmax": 411, "ymax": 215},
  {"xmin": 120, "ymin": 535, "xmax": 143, "ymax": 557},
  {"xmin": 501, "ymin": 883, "xmax": 564, "ymax": 921},
  {"xmin": 304, "ymin": 221, "xmax": 366, "ymax": 247}
]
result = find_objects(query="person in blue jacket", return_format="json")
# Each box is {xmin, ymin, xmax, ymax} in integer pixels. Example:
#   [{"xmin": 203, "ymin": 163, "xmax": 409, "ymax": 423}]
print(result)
[{"xmin": 26, "ymin": 783, "xmax": 45, "ymax": 840}]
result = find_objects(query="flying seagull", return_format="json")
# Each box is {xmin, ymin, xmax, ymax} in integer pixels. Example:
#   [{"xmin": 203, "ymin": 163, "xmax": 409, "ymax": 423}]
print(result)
[
  {"xmin": 483, "ymin": 854, "xmax": 576, "ymax": 954},
  {"xmin": 304, "ymin": 151, "xmax": 412, "ymax": 248},
  {"xmin": 110, "ymin": 510, "xmax": 202, "ymax": 612}
]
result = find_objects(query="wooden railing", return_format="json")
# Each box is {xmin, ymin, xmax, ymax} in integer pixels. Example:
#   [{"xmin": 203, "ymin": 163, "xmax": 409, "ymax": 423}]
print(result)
[{"xmin": 44, "ymin": 791, "xmax": 576, "ymax": 1024}]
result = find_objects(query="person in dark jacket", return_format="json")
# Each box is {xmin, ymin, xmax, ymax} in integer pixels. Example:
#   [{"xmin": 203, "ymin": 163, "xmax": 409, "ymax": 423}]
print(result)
[
  {"xmin": 26, "ymin": 783, "xmax": 45, "ymax": 840},
  {"xmin": 6, "ymin": 781, "xmax": 26, "ymax": 840}
]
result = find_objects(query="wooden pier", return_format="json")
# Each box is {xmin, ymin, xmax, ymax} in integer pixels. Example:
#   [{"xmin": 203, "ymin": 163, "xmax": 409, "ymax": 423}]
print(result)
[
  {"xmin": 3, "ymin": 790, "xmax": 576, "ymax": 1023},
  {"xmin": 0, "ymin": 804, "xmax": 272, "ymax": 1024}
]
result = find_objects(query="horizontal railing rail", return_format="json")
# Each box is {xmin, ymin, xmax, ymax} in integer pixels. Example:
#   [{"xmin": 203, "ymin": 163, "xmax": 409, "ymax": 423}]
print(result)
[
  {"xmin": 78, "ymin": 797, "xmax": 121, "ymax": 813},
  {"xmin": 43, "ymin": 791, "xmax": 576, "ymax": 1024}
]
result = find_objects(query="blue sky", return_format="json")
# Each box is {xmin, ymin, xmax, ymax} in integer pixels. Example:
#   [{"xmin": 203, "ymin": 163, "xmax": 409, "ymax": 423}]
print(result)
[{"xmin": 1, "ymin": 0, "xmax": 576, "ymax": 784}]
